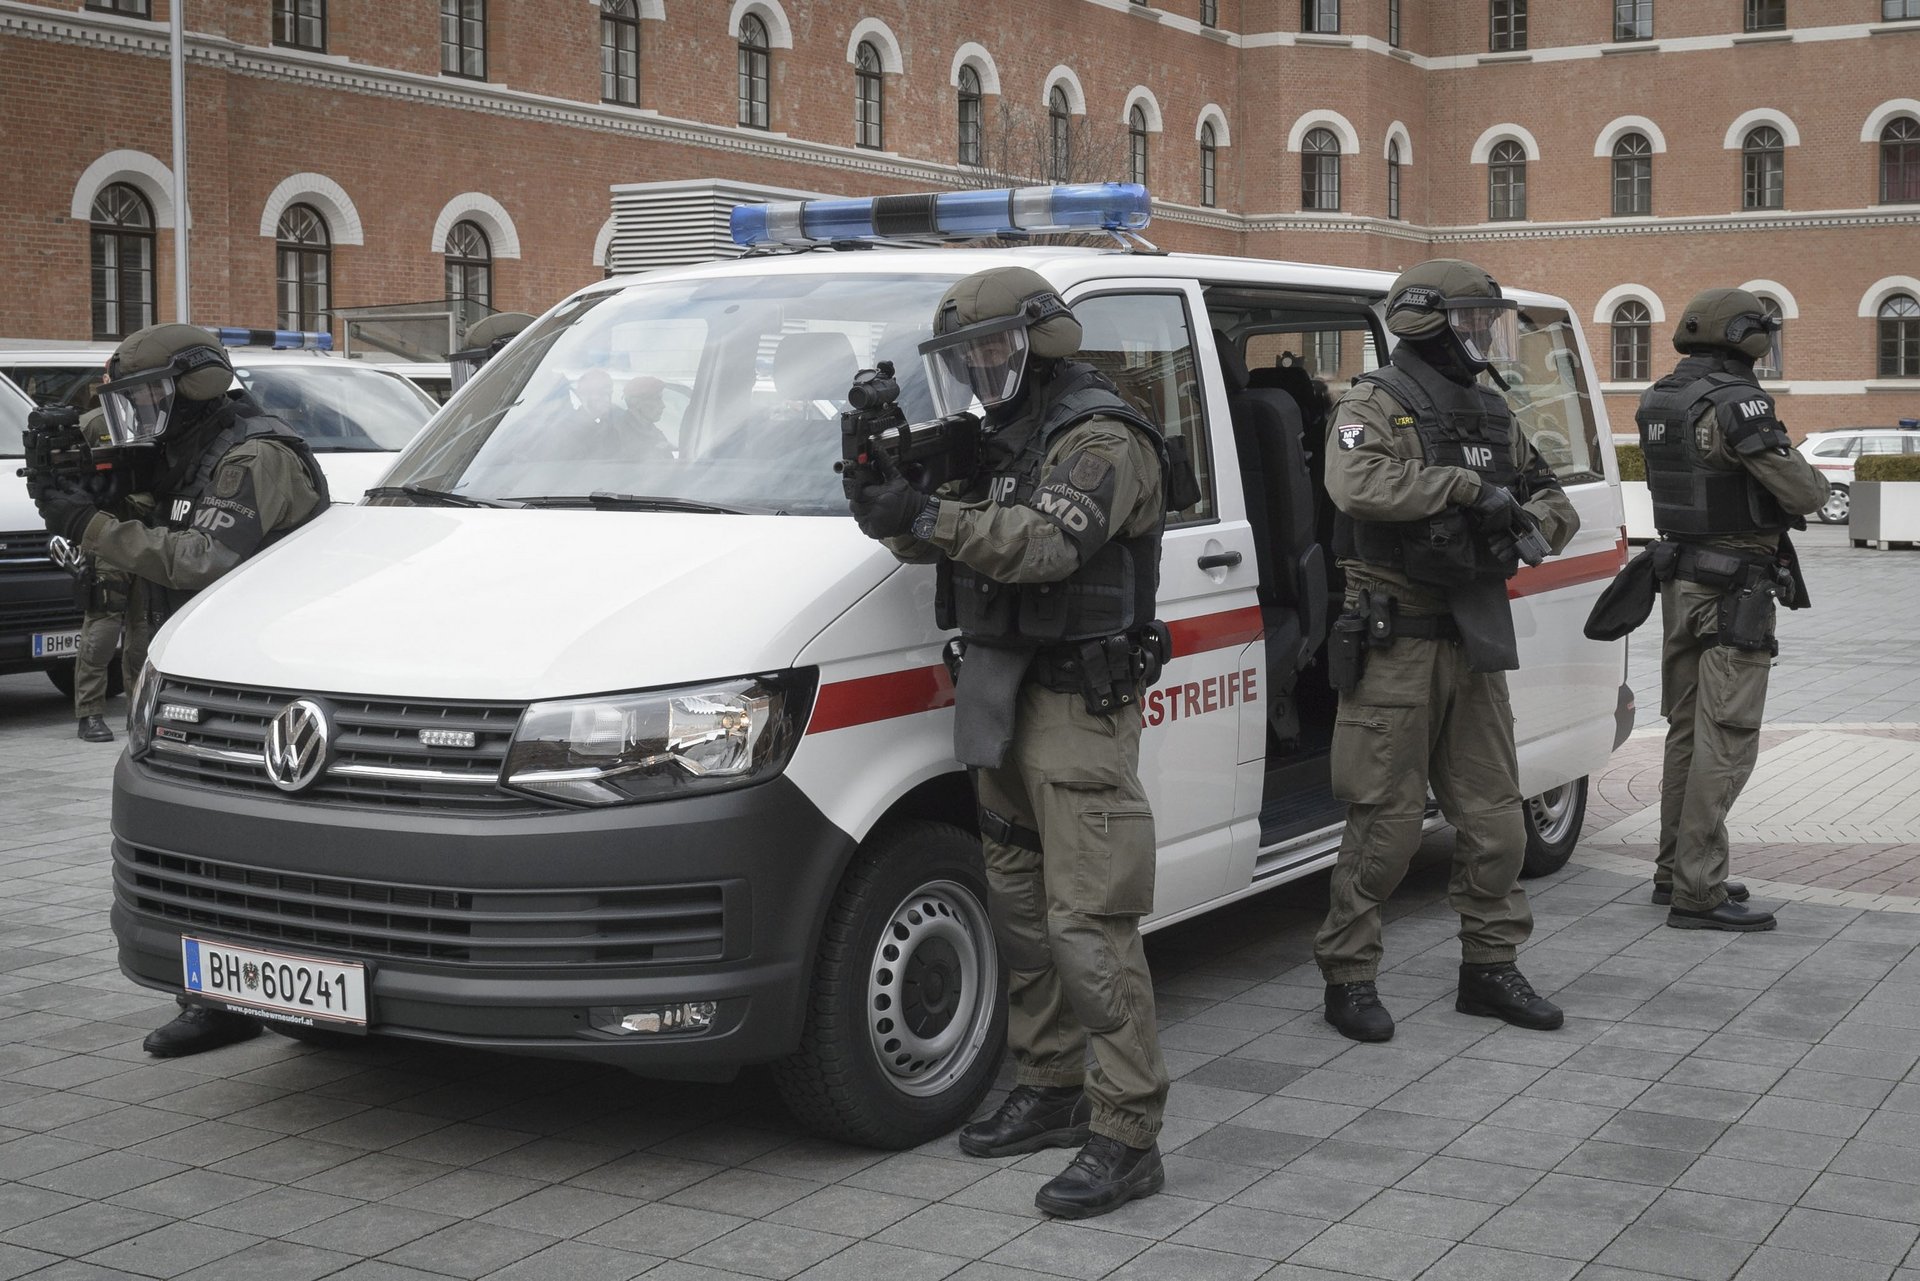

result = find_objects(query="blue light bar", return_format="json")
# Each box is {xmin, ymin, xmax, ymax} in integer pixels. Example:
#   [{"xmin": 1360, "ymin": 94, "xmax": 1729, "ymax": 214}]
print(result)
[
  {"xmin": 214, "ymin": 326, "xmax": 334, "ymax": 351},
  {"xmin": 729, "ymin": 183, "xmax": 1153, "ymax": 248}
]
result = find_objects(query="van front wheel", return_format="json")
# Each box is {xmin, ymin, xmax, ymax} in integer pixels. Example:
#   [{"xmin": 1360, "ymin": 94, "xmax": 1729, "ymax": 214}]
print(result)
[
  {"xmin": 773, "ymin": 821, "xmax": 1005, "ymax": 1149},
  {"xmin": 1520, "ymin": 777, "xmax": 1587, "ymax": 879}
]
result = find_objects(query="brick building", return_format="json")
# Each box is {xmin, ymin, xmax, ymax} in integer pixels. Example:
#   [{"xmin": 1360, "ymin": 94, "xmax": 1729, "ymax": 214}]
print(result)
[{"xmin": 4, "ymin": 0, "xmax": 1918, "ymax": 433}]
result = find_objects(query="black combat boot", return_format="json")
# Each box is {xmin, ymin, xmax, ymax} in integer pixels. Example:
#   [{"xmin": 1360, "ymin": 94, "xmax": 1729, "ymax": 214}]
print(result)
[
  {"xmin": 1457, "ymin": 963, "xmax": 1564, "ymax": 1030},
  {"xmin": 1323, "ymin": 981, "xmax": 1394, "ymax": 1043},
  {"xmin": 77, "ymin": 715, "xmax": 114, "ymax": 742},
  {"xmin": 142, "ymin": 1006, "xmax": 261, "ymax": 1058},
  {"xmin": 1653, "ymin": 881, "xmax": 1747, "ymax": 906},
  {"xmin": 1034, "ymin": 1134, "xmax": 1164, "ymax": 1219},
  {"xmin": 1669, "ymin": 899, "xmax": 1776, "ymax": 932},
  {"xmin": 958, "ymin": 1085, "xmax": 1091, "ymax": 1158}
]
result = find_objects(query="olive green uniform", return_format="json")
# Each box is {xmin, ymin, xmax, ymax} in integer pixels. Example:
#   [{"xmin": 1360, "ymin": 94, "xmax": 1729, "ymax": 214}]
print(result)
[
  {"xmin": 1656, "ymin": 405, "xmax": 1826, "ymax": 911},
  {"xmin": 1314, "ymin": 383, "xmax": 1580, "ymax": 983},
  {"xmin": 72, "ymin": 567, "xmax": 131, "ymax": 720},
  {"xmin": 886, "ymin": 414, "xmax": 1169, "ymax": 1149}
]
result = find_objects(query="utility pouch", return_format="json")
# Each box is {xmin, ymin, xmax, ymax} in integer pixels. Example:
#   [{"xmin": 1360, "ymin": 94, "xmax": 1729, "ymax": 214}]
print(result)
[
  {"xmin": 1163, "ymin": 437, "xmax": 1202, "ymax": 514},
  {"xmin": 941, "ymin": 636, "xmax": 965, "ymax": 688},
  {"xmin": 1135, "ymin": 621, "xmax": 1173, "ymax": 690},
  {"xmin": 1329, "ymin": 612, "xmax": 1367, "ymax": 694},
  {"xmin": 1063, "ymin": 635, "xmax": 1130, "ymax": 717},
  {"xmin": 1650, "ymin": 540, "xmax": 1680, "ymax": 582},
  {"xmin": 1683, "ymin": 547, "xmax": 1746, "ymax": 592},
  {"xmin": 1717, "ymin": 571, "xmax": 1779, "ymax": 654},
  {"xmin": 1364, "ymin": 590, "xmax": 1397, "ymax": 649}
]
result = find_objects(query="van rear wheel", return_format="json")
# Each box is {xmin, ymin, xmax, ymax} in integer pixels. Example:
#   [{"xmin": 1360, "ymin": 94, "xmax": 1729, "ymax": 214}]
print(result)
[
  {"xmin": 1520, "ymin": 777, "xmax": 1587, "ymax": 879},
  {"xmin": 773, "ymin": 820, "xmax": 1005, "ymax": 1149}
]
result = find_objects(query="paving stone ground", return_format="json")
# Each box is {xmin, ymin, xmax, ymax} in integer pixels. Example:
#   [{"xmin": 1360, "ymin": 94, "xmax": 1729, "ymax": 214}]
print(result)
[{"xmin": 1, "ymin": 525, "xmax": 1918, "ymax": 1281}]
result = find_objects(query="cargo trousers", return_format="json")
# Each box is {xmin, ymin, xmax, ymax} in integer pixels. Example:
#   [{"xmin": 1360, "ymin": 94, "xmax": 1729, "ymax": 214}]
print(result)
[
  {"xmin": 1657, "ymin": 577, "xmax": 1773, "ymax": 912},
  {"xmin": 73, "ymin": 604, "xmax": 126, "ymax": 720},
  {"xmin": 1314, "ymin": 633, "xmax": 1534, "ymax": 983},
  {"xmin": 973, "ymin": 681, "xmax": 1168, "ymax": 1150}
]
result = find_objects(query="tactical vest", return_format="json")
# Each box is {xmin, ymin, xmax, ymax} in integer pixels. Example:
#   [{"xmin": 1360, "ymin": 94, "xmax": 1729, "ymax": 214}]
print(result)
[
  {"xmin": 1333, "ymin": 346, "xmax": 1523, "ymax": 586},
  {"xmin": 935, "ymin": 361, "xmax": 1167, "ymax": 649},
  {"xmin": 1635, "ymin": 356, "xmax": 1791, "ymax": 539},
  {"xmin": 156, "ymin": 395, "xmax": 332, "ymax": 612}
]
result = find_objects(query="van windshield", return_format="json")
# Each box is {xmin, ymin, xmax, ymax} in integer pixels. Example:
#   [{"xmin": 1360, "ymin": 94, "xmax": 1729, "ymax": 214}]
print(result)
[
  {"xmin": 378, "ymin": 272, "xmax": 957, "ymax": 515},
  {"xmin": 234, "ymin": 364, "xmax": 437, "ymax": 452},
  {"xmin": 0, "ymin": 387, "xmax": 27, "ymax": 458}
]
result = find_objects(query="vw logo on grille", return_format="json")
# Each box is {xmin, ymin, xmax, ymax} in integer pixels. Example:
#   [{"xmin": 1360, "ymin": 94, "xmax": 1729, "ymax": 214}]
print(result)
[{"xmin": 263, "ymin": 698, "xmax": 332, "ymax": 793}]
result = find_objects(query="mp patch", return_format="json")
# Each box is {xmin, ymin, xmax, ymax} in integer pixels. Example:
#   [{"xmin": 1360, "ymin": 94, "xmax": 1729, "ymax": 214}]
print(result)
[{"xmin": 1337, "ymin": 424, "xmax": 1365, "ymax": 451}]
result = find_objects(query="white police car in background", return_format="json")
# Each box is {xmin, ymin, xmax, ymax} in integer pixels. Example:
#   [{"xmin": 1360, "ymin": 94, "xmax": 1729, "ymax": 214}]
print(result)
[
  {"xmin": 0, "ymin": 375, "xmax": 92, "ymax": 696},
  {"xmin": 0, "ymin": 329, "xmax": 440, "ymax": 501},
  {"xmin": 108, "ymin": 185, "xmax": 1633, "ymax": 1148},
  {"xmin": 1798, "ymin": 419, "xmax": 1920, "ymax": 524}
]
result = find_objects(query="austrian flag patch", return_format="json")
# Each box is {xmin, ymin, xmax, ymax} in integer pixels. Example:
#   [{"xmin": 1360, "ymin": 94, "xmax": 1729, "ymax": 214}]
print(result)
[{"xmin": 1337, "ymin": 424, "xmax": 1365, "ymax": 451}]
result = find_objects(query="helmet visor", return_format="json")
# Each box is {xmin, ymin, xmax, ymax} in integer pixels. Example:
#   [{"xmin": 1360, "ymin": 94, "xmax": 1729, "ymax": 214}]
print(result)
[
  {"xmin": 1447, "ymin": 303, "xmax": 1520, "ymax": 366},
  {"xmin": 99, "ymin": 371, "xmax": 176, "ymax": 446},
  {"xmin": 919, "ymin": 315, "xmax": 1030, "ymax": 417}
]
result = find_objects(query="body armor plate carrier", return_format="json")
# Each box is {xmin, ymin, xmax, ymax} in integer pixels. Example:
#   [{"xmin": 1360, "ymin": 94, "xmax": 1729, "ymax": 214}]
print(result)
[{"xmin": 1636, "ymin": 356, "xmax": 1792, "ymax": 539}]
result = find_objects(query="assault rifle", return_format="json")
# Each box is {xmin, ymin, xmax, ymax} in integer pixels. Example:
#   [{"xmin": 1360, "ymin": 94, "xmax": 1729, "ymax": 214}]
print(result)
[{"xmin": 835, "ymin": 362, "xmax": 980, "ymax": 495}]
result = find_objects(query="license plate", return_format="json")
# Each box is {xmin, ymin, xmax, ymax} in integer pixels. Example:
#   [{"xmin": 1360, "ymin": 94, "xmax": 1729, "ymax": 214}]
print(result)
[
  {"xmin": 181, "ymin": 937, "xmax": 368, "ymax": 1029},
  {"xmin": 31, "ymin": 631, "xmax": 80, "ymax": 659}
]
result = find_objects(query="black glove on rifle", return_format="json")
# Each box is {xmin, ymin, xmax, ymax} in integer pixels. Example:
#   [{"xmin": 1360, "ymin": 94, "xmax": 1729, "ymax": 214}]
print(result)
[
  {"xmin": 847, "ymin": 473, "xmax": 932, "ymax": 541},
  {"xmin": 36, "ymin": 484, "xmax": 100, "ymax": 546}
]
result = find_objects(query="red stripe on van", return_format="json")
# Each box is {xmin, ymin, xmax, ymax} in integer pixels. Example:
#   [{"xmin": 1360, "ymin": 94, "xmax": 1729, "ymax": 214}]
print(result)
[
  {"xmin": 1167, "ymin": 605, "xmax": 1265, "ymax": 656},
  {"xmin": 1509, "ymin": 540, "xmax": 1626, "ymax": 599}
]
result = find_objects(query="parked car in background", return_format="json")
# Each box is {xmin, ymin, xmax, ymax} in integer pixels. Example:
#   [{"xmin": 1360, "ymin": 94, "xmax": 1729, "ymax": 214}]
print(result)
[
  {"xmin": 0, "ymin": 375, "xmax": 89, "ymax": 697},
  {"xmin": 0, "ymin": 341, "xmax": 440, "ymax": 501},
  {"xmin": 387, "ymin": 362, "xmax": 454, "ymax": 405},
  {"xmin": 1797, "ymin": 421, "xmax": 1920, "ymax": 524}
]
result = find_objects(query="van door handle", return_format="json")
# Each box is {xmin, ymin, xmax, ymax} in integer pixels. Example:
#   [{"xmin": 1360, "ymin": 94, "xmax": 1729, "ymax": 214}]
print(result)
[{"xmin": 1197, "ymin": 551, "xmax": 1242, "ymax": 570}]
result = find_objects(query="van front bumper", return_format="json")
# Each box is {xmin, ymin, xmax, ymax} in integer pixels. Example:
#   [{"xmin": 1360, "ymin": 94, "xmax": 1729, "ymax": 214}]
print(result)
[
  {"xmin": 109, "ymin": 755, "xmax": 856, "ymax": 1067},
  {"xmin": 0, "ymin": 563, "xmax": 81, "ymax": 677}
]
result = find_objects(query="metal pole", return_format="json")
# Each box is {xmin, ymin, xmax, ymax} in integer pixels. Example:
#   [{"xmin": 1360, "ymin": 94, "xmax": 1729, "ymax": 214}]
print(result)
[{"xmin": 169, "ymin": 0, "xmax": 189, "ymax": 322}]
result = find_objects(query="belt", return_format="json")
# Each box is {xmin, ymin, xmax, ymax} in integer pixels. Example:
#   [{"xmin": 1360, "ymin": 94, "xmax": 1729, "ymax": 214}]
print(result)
[
  {"xmin": 979, "ymin": 807, "xmax": 1042, "ymax": 852},
  {"xmin": 1386, "ymin": 612, "xmax": 1460, "ymax": 642}
]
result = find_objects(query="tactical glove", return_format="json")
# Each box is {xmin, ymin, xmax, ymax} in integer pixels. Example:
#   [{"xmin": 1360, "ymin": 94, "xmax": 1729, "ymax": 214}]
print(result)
[
  {"xmin": 1466, "ymin": 478, "xmax": 1523, "ymax": 527},
  {"xmin": 36, "ymin": 485, "xmax": 100, "ymax": 546},
  {"xmin": 848, "ymin": 474, "xmax": 932, "ymax": 541}
]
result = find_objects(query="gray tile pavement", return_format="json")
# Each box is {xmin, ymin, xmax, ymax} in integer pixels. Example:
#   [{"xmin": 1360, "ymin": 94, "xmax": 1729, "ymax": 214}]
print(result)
[{"xmin": 1, "ymin": 531, "xmax": 1919, "ymax": 1278}]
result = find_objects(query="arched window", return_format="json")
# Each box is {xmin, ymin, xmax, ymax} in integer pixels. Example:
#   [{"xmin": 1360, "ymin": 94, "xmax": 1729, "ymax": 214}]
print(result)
[
  {"xmin": 1611, "ymin": 300, "xmax": 1651, "ymax": 381},
  {"xmin": 444, "ymin": 220, "xmax": 492, "ymax": 309},
  {"xmin": 1301, "ymin": 127, "xmax": 1341, "ymax": 212},
  {"xmin": 89, "ymin": 183, "xmax": 154, "ymax": 341},
  {"xmin": 1612, "ymin": 132, "xmax": 1652, "ymax": 216},
  {"xmin": 1755, "ymin": 297, "xmax": 1785, "ymax": 379},
  {"xmin": 854, "ymin": 40, "xmax": 883, "ymax": 150},
  {"xmin": 1881, "ymin": 118, "xmax": 1920, "ymax": 204},
  {"xmin": 1489, "ymin": 139, "xmax": 1527, "ymax": 220},
  {"xmin": 1743, "ymin": 126, "xmax": 1784, "ymax": 209},
  {"xmin": 275, "ymin": 203, "xmax": 331, "ymax": 333},
  {"xmin": 1882, "ymin": 294, "xmax": 1920, "ymax": 377},
  {"xmin": 1048, "ymin": 86, "xmax": 1072, "ymax": 181},
  {"xmin": 738, "ymin": 14, "xmax": 770, "ymax": 130},
  {"xmin": 957, "ymin": 65, "xmax": 983, "ymax": 166},
  {"xmin": 1128, "ymin": 105, "xmax": 1149, "ymax": 186},
  {"xmin": 1386, "ymin": 139, "xmax": 1402, "ymax": 220},
  {"xmin": 1200, "ymin": 123, "xmax": 1218, "ymax": 208},
  {"xmin": 601, "ymin": 0, "xmax": 639, "ymax": 105}
]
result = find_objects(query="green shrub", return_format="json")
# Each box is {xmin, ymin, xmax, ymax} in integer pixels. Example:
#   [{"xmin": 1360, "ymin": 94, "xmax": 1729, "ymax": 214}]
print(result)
[
  {"xmin": 1856, "ymin": 454, "xmax": 1920, "ymax": 482},
  {"xmin": 1615, "ymin": 443, "xmax": 1646, "ymax": 482}
]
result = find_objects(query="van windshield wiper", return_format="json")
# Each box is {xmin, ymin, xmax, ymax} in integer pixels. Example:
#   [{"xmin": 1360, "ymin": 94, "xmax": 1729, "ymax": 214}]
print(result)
[
  {"xmin": 510, "ymin": 493, "xmax": 760, "ymax": 515},
  {"xmin": 365, "ymin": 484, "xmax": 516, "ymax": 509}
]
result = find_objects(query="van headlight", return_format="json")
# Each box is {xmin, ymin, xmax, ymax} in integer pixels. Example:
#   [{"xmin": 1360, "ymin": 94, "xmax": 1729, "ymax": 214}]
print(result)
[
  {"xmin": 501, "ymin": 672, "xmax": 815, "ymax": 806},
  {"xmin": 127, "ymin": 660, "xmax": 160, "ymax": 760}
]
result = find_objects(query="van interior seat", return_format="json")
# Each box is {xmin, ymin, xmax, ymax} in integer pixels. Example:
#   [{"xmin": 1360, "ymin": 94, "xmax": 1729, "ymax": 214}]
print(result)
[
  {"xmin": 772, "ymin": 332, "xmax": 860, "ymax": 405},
  {"xmin": 1213, "ymin": 331, "xmax": 1328, "ymax": 746}
]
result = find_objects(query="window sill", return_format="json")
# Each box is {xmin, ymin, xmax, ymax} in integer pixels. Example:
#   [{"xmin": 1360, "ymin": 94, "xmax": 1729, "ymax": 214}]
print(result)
[
  {"xmin": 1388, "ymin": 46, "xmax": 1415, "ymax": 61},
  {"xmin": 1601, "ymin": 41, "xmax": 1660, "ymax": 54},
  {"xmin": 1296, "ymin": 33, "xmax": 1353, "ymax": 47},
  {"xmin": 1128, "ymin": 4, "xmax": 1164, "ymax": 21},
  {"xmin": 1870, "ymin": 21, "xmax": 1920, "ymax": 35},
  {"xmin": 1477, "ymin": 51, "xmax": 1532, "ymax": 64},
  {"xmin": 1732, "ymin": 30, "xmax": 1792, "ymax": 43},
  {"xmin": 1200, "ymin": 26, "xmax": 1232, "ymax": 42},
  {"xmin": 439, "ymin": 71, "xmax": 490, "ymax": 83}
]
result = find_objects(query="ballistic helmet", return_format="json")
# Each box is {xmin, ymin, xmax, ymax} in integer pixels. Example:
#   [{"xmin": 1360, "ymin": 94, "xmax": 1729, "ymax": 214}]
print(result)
[
  {"xmin": 920, "ymin": 267, "xmax": 1081, "ymax": 417},
  {"xmin": 1673, "ymin": 288, "xmax": 1780, "ymax": 364},
  {"xmin": 1384, "ymin": 259, "xmax": 1520, "ymax": 373},
  {"xmin": 99, "ymin": 324, "xmax": 234, "ymax": 447}
]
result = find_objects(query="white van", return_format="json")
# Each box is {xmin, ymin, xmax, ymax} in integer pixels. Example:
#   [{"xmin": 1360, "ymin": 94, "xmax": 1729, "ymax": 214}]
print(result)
[
  {"xmin": 109, "ymin": 190, "xmax": 1631, "ymax": 1147},
  {"xmin": 0, "ymin": 376, "xmax": 89, "ymax": 695}
]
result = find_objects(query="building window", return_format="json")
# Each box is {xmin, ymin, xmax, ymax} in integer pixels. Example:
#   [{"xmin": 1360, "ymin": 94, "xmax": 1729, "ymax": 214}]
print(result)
[
  {"xmin": 1387, "ymin": 0, "xmax": 1401, "ymax": 46},
  {"xmin": 1883, "ymin": 294, "xmax": 1920, "ymax": 376},
  {"xmin": 1755, "ymin": 297, "xmax": 1784, "ymax": 379},
  {"xmin": 1301, "ymin": 0, "xmax": 1338, "ymax": 33},
  {"xmin": 1200, "ymin": 123, "xmax": 1218, "ymax": 207},
  {"xmin": 1881, "ymin": 118, "xmax": 1920, "ymax": 204},
  {"xmin": 1200, "ymin": 0, "xmax": 1217, "ymax": 25},
  {"xmin": 1490, "ymin": 0, "xmax": 1527, "ymax": 50},
  {"xmin": 1489, "ymin": 140, "xmax": 1527, "ymax": 220},
  {"xmin": 1611, "ymin": 301, "xmax": 1651, "ymax": 381},
  {"xmin": 1744, "ymin": 0, "xmax": 1785, "ymax": 31},
  {"xmin": 89, "ymin": 183, "xmax": 154, "ymax": 342},
  {"xmin": 854, "ymin": 40, "xmax": 883, "ymax": 150},
  {"xmin": 601, "ymin": 0, "xmax": 639, "ymax": 105},
  {"xmin": 275, "ymin": 204, "xmax": 331, "ymax": 333},
  {"xmin": 1386, "ymin": 140, "xmax": 1402, "ymax": 219},
  {"xmin": 1301, "ymin": 128, "xmax": 1341, "ymax": 211},
  {"xmin": 1611, "ymin": 132, "xmax": 1653, "ymax": 215},
  {"xmin": 444, "ymin": 220, "xmax": 492, "ymax": 310},
  {"xmin": 1613, "ymin": 0, "xmax": 1652, "ymax": 40},
  {"xmin": 1885, "ymin": 0, "xmax": 1920, "ymax": 18},
  {"xmin": 272, "ymin": 0, "xmax": 325, "ymax": 51},
  {"xmin": 440, "ymin": 0, "xmax": 485, "ymax": 79},
  {"xmin": 1128, "ymin": 105, "xmax": 1150, "ymax": 186},
  {"xmin": 1048, "ymin": 86, "xmax": 1072, "ymax": 181},
  {"xmin": 1743, "ymin": 126, "xmax": 1784, "ymax": 209},
  {"xmin": 1311, "ymin": 330, "xmax": 1343, "ymax": 374},
  {"xmin": 738, "ymin": 14, "xmax": 770, "ymax": 130},
  {"xmin": 84, "ymin": 0, "xmax": 149, "ymax": 15},
  {"xmin": 957, "ymin": 65, "xmax": 983, "ymax": 166}
]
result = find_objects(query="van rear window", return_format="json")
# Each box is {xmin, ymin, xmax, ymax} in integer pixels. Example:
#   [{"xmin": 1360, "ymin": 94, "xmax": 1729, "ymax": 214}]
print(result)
[{"xmin": 1505, "ymin": 307, "xmax": 1604, "ymax": 485}]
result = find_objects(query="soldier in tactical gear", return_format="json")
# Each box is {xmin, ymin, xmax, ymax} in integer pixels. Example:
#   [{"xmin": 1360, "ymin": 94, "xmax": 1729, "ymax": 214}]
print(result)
[
  {"xmin": 1636, "ymin": 288, "xmax": 1826, "ymax": 931},
  {"xmin": 36, "ymin": 323, "xmax": 330, "ymax": 1058},
  {"xmin": 1313, "ymin": 259, "xmax": 1581, "ymax": 1044},
  {"xmin": 68, "ymin": 408, "xmax": 132, "ymax": 742},
  {"xmin": 847, "ymin": 266, "xmax": 1172, "ymax": 1220}
]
